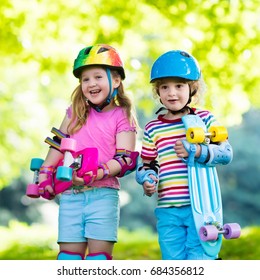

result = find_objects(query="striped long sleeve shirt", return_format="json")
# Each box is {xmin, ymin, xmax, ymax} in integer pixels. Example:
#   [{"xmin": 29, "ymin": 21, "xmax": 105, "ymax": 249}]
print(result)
[{"xmin": 140, "ymin": 108, "xmax": 219, "ymax": 208}]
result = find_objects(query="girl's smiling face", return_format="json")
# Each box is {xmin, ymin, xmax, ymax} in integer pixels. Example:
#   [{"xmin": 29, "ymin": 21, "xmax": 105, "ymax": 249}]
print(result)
[{"xmin": 80, "ymin": 66, "xmax": 120, "ymax": 109}]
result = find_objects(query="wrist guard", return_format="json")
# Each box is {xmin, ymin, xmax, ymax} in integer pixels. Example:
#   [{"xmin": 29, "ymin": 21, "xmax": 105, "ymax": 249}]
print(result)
[
  {"xmin": 39, "ymin": 166, "xmax": 55, "ymax": 175},
  {"xmin": 98, "ymin": 163, "xmax": 110, "ymax": 180},
  {"xmin": 38, "ymin": 178, "xmax": 53, "ymax": 200},
  {"xmin": 142, "ymin": 160, "xmax": 159, "ymax": 173},
  {"xmin": 181, "ymin": 140, "xmax": 197, "ymax": 166},
  {"xmin": 135, "ymin": 163, "xmax": 159, "ymax": 186},
  {"xmin": 38, "ymin": 166, "xmax": 54, "ymax": 200},
  {"xmin": 181, "ymin": 140, "xmax": 209, "ymax": 164},
  {"xmin": 197, "ymin": 144, "xmax": 208, "ymax": 163},
  {"xmin": 83, "ymin": 170, "xmax": 97, "ymax": 185}
]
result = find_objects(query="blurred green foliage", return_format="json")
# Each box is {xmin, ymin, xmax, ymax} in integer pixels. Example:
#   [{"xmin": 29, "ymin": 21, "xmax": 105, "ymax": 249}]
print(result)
[
  {"xmin": 1, "ymin": 0, "xmax": 260, "ymax": 189},
  {"xmin": 1, "ymin": 0, "xmax": 259, "ymax": 262},
  {"xmin": 0, "ymin": 222, "xmax": 259, "ymax": 260},
  {"xmin": 0, "ymin": 221, "xmax": 57, "ymax": 260}
]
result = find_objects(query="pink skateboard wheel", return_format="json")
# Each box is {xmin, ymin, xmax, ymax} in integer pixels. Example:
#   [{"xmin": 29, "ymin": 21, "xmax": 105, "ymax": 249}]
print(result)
[
  {"xmin": 26, "ymin": 183, "xmax": 40, "ymax": 198},
  {"xmin": 60, "ymin": 138, "xmax": 77, "ymax": 152},
  {"xmin": 223, "ymin": 223, "xmax": 241, "ymax": 239}
]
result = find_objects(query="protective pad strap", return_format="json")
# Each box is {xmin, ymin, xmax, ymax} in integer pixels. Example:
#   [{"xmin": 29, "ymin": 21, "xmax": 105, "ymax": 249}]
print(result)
[
  {"xmin": 57, "ymin": 251, "xmax": 84, "ymax": 260},
  {"xmin": 38, "ymin": 178, "xmax": 53, "ymax": 200},
  {"xmin": 85, "ymin": 252, "xmax": 112, "ymax": 260},
  {"xmin": 181, "ymin": 140, "xmax": 197, "ymax": 166},
  {"xmin": 44, "ymin": 127, "xmax": 69, "ymax": 151},
  {"xmin": 135, "ymin": 164, "xmax": 158, "ymax": 185},
  {"xmin": 143, "ymin": 160, "xmax": 159, "ymax": 173},
  {"xmin": 39, "ymin": 166, "xmax": 54, "ymax": 175},
  {"xmin": 181, "ymin": 140, "xmax": 209, "ymax": 165},
  {"xmin": 114, "ymin": 149, "xmax": 139, "ymax": 177},
  {"xmin": 45, "ymin": 137, "xmax": 61, "ymax": 151},
  {"xmin": 98, "ymin": 163, "xmax": 110, "ymax": 179},
  {"xmin": 206, "ymin": 142, "xmax": 233, "ymax": 166},
  {"xmin": 197, "ymin": 144, "xmax": 208, "ymax": 163},
  {"xmin": 51, "ymin": 127, "xmax": 69, "ymax": 139},
  {"xmin": 83, "ymin": 170, "xmax": 97, "ymax": 185}
]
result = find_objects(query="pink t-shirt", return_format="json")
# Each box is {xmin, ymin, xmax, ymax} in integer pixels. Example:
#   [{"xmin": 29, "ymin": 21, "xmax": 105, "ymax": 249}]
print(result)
[{"xmin": 67, "ymin": 106, "xmax": 136, "ymax": 189}]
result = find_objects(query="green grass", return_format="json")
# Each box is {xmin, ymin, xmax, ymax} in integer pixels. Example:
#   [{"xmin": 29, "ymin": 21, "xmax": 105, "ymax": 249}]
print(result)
[
  {"xmin": 220, "ymin": 226, "xmax": 260, "ymax": 260},
  {"xmin": 0, "ymin": 221, "xmax": 57, "ymax": 260},
  {"xmin": 0, "ymin": 221, "xmax": 259, "ymax": 260},
  {"xmin": 113, "ymin": 228, "xmax": 161, "ymax": 260}
]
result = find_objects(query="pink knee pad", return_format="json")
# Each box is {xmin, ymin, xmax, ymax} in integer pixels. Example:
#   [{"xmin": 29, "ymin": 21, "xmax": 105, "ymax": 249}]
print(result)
[
  {"xmin": 57, "ymin": 250, "xmax": 84, "ymax": 260},
  {"xmin": 85, "ymin": 252, "xmax": 112, "ymax": 260}
]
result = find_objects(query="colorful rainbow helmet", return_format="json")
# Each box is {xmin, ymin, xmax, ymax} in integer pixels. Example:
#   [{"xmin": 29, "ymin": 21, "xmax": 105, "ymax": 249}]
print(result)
[
  {"xmin": 73, "ymin": 44, "xmax": 125, "ymax": 79},
  {"xmin": 150, "ymin": 50, "xmax": 201, "ymax": 83}
]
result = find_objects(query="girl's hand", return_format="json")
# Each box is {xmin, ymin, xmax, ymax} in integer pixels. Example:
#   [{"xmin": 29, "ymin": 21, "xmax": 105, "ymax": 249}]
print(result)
[
  {"xmin": 72, "ymin": 172, "xmax": 85, "ymax": 186},
  {"xmin": 38, "ymin": 173, "xmax": 55, "ymax": 199},
  {"xmin": 73, "ymin": 170, "xmax": 97, "ymax": 185},
  {"xmin": 44, "ymin": 185, "xmax": 55, "ymax": 199}
]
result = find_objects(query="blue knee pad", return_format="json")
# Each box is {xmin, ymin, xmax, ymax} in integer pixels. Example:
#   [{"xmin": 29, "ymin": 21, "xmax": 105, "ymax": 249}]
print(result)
[
  {"xmin": 57, "ymin": 251, "xmax": 84, "ymax": 260},
  {"xmin": 85, "ymin": 252, "xmax": 112, "ymax": 260}
]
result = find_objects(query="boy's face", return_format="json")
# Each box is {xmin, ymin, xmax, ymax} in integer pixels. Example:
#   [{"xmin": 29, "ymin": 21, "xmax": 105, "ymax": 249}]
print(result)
[{"xmin": 158, "ymin": 78, "xmax": 190, "ymax": 112}]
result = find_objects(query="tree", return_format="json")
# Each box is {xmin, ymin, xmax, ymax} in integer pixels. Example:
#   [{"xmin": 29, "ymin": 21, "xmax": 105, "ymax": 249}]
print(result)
[
  {"xmin": 1, "ymin": 0, "xmax": 259, "ymax": 190},
  {"xmin": 219, "ymin": 108, "xmax": 260, "ymax": 227}
]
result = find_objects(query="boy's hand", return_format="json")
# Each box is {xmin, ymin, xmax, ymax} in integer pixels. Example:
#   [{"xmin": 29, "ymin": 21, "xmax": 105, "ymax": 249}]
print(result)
[
  {"xmin": 143, "ymin": 175, "xmax": 158, "ymax": 196},
  {"xmin": 175, "ymin": 140, "xmax": 202, "ymax": 159},
  {"xmin": 174, "ymin": 140, "xmax": 189, "ymax": 158}
]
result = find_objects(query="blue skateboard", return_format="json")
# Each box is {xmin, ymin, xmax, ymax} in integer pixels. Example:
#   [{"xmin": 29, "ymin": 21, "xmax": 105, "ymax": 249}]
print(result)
[{"xmin": 182, "ymin": 115, "xmax": 241, "ymax": 257}]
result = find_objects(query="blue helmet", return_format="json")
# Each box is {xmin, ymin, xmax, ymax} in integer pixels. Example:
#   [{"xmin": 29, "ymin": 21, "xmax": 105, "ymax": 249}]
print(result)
[{"xmin": 150, "ymin": 50, "xmax": 201, "ymax": 83}]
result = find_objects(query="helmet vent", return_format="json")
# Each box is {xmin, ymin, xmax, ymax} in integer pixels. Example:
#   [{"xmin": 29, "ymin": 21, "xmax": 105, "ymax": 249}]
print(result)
[
  {"xmin": 84, "ymin": 47, "xmax": 92, "ymax": 55},
  {"xmin": 98, "ymin": 47, "xmax": 109, "ymax": 54},
  {"xmin": 180, "ymin": 51, "xmax": 190, "ymax": 58}
]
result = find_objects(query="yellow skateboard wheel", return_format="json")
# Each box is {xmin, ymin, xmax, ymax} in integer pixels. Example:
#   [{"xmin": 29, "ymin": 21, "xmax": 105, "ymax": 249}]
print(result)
[
  {"xmin": 209, "ymin": 126, "xmax": 228, "ymax": 142},
  {"xmin": 186, "ymin": 127, "xmax": 205, "ymax": 143}
]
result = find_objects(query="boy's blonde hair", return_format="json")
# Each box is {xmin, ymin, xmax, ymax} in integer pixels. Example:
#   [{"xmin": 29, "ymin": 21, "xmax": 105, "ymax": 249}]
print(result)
[{"xmin": 152, "ymin": 77, "xmax": 206, "ymax": 107}]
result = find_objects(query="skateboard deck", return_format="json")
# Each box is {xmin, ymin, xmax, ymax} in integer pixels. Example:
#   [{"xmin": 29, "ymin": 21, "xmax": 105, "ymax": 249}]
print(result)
[
  {"xmin": 182, "ymin": 114, "xmax": 240, "ymax": 257},
  {"xmin": 26, "ymin": 139, "xmax": 98, "ymax": 199},
  {"xmin": 54, "ymin": 143, "xmax": 98, "ymax": 194}
]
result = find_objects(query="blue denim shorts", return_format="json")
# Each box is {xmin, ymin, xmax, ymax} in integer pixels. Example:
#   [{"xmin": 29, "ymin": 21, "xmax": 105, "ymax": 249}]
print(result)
[{"xmin": 57, "ymin": 187, "xmax": 119, "ymax": 243}]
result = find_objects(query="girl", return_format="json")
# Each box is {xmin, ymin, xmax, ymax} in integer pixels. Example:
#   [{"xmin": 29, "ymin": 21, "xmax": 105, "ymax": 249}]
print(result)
[{"xmin": 38, "ymin": 44, "xmax": 138, "ymax": 260}]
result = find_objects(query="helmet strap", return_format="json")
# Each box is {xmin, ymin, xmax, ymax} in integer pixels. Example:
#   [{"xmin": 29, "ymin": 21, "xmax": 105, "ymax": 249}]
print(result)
[
  {"xmin": 156, "ymin": 86, "xmax": 196, "ymax": 115},
  {"xmin": 87, "ymin": 68, "xmax": 118, "ymax": 112}
]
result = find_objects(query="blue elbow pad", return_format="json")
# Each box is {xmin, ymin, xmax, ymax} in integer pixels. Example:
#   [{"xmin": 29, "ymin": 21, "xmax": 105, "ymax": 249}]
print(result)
[{"xmin": 206, "ymin": 142, "xmax": 233, "ymax": 166}]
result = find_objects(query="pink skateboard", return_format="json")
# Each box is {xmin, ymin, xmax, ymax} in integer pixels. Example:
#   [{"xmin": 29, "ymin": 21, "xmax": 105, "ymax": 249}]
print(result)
[
  {"xmin": 55, "ymin": 138, "xmax": 98, "ymax": 193},
  {"xmin": 26, "ymin": 138, "xmax": 98, "ymax": 199}
]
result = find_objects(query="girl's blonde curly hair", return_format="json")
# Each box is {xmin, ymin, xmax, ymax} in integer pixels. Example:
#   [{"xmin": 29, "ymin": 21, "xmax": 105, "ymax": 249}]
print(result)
[{"xmin": 67, "ymin": 70, "xmax": 138, "ymax": 135}]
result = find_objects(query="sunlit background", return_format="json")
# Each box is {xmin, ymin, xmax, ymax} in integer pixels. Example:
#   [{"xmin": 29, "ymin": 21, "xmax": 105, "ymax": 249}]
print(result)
[{"xmin": 1, "ymin": 0, "xmax": 260, "ymax": 259}]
